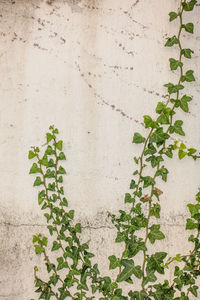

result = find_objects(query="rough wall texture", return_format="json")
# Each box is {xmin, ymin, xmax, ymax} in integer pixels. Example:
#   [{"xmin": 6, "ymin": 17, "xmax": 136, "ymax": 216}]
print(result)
[{"xmin": 0, "ymin": 0, "xmax": 200, "ymax": 299}]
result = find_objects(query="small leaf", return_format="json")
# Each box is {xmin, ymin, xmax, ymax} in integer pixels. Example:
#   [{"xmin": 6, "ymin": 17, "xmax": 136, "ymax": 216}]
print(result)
[
  {"xmin": 133, "ymin": 133, "xmax": 145, "ymax": 144},
  {"xmin": 165, "ymin": 36, "xmax": 179, "ymax": 47},
  {"xmin": 169, "ymin": 11, "xmax": 178, "ymax": 22},
  {"xmin": 34, "ymin": 245, "xmax": 44, "ymax": 254},
  {"xmin": 52, "ymin": 241, "xmax": 61, "ymax": 251},
  {"xmin": 58, "ymin": 152, "xmax": 66, "ymax": 160},
  {"xmin": 46, "ymin": 133, "xmax": 53, "ymax": 143},
  {"xmin": 55, "ymin": 140, "xmax": 63, "ymax": 151},
  {"xmin": 108, "ymin": 255, "xmax": 121, "ymax": 270},
  {"xmin": 57, "ymin": 166, "xmax": 66, "ymax": 174},
  {"xmin": 183, "ymin": 22, "xmax": 194, "ymax": 33},
  {"xmin": 148, "ymin": 225, "xmax": 165, "ymax": 244},
  {"xmin": 181, "ymin": 48, "xmax": 194, "ymax": 59},
  {"xmin": 29, "ymin": 163, "xmax": 41, "ymax": 174},
  {"xmin": 28, "ymin": 150, "xmax": 37, "ymax": 159},
  {"xmin": 169, "ymin": 58, "xmax": 182, "ymax": 70},
  {"xmin": 182, "ymin": 0, "xmax": 197, "ymax": 11},
  {"xmin": 33, "ymin": 177, "xmax": 43, "ymax": 186}
]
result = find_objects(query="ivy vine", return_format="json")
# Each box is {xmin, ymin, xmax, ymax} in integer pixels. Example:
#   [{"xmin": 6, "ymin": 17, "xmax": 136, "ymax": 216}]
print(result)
[{"xmin": 29, "ymin": 1, "xmax": 199, "ymax": 299}]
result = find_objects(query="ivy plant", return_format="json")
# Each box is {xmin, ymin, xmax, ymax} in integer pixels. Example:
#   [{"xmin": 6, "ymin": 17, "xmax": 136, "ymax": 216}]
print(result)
[{"xmin": 29, "ymin": 1, "xmax": 199, "ymax": 299}]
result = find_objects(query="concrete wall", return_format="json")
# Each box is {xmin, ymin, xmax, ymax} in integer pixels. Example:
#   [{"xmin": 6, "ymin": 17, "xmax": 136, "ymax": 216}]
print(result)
[{"xmin": 0, "ymin": 0, "xmax": 200, "ymax": 299}]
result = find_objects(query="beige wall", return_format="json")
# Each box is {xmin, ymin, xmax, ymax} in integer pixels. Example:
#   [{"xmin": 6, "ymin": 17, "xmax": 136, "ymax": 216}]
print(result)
[{"xmin": 0, "ymin": 0, "xmax": 200, "ymax": 299}]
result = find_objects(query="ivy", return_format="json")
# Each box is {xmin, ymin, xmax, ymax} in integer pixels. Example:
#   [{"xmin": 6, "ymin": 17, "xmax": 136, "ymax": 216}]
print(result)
[{"xmin": 29, "ymin": 1, "xmax": 200, "ymax": 299}]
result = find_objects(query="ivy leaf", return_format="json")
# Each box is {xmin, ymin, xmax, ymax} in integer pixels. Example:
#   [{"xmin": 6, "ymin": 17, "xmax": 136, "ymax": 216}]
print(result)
[
  {"xmin": 180, "ymin": 95, "xmax": 192, "ymax": 112},
  {"xmin": 181, "ymin": 48, "xmax": 194, "ymax": 59},
  {"xmin": 143, "ymin": 115, "xmax": 158, "ymax": 129},
  {"xmin": 33, "ymin": 176, "xmax": 43, "ymax": 186},
  {"xmin": 29, "ymin": 163, "xmax": 41, "ymax": 174},
  {"xmin": 155, "ymin": 166, "xmax": 168, "ymax": 182},
  {"xmin": 150, "ymin": 203, "xmax": 161, "ymax": 219},
  {"xmin": 188, "ymin": 285, "xmax": 198, "ymax": 297},
  {"xmin": 156, "ymin": 102, "xmax": 165, "ymax": 114},
  {"xmin": 57, "ymin": 166, "xmax": 66, "ymax": 174},
  {"xmin": 55, "ymin": 140, "xmax": 63, "ymax": 151},
  {"xmin": 149, "ymin": 128, "xmax": 169, "ymax": 145},
  {"xmin": 124, "ymin": 193, "xmax": 135, "ymax": 204},
  {"xmin": 117, "ymin": 259, "xmax": 142, "ymax": 282},
  {"xmin": 128, "ymin": 290, "xmax": 147, "ymax": 300},
  {"xmin": 148, "ymin": 225, "xmax": 165, "ymax": 244},
  {"xmin": 142, "ymin": 176, "xmax": 155, "ymax": 188},
  {"xmin": 183, "ymin": 23, "xmax": 194, "ymax": 33},
  {"xmin": 164, "ymin": 83, "xmax": 184, "ymax": 94},
  {"xmin": 147, "ymin": 252, "xmax": 167, "ymax": 274},
  {"xmin": 58, "ymin": 152, "xmax": 66, "ymax": 160},
  {"xmin": 52, "ymin": 241, "xmax": 61, "ymax": 251},
  {"xmin": 181, "ymin": 70, "xmax": 195, "ymax": 82},
  {"xmin": 186, "ymin": 218, "xmax": 198, "ymax": 230},
  {"xmin": 165, "ymin": 36, "xmax": 179, "ymax": 47},
  {"xmin": 28, "ymin": 150, "xmax": 37, "ymax": 159},
  {"xmin": 46, "ymin": 133, "xmax": 54, "ymax": 143},
  {"xmin": 178, "ymin": 150, "xmax": 187, "ymax": 160},
  {"xmin": 34, "ymin": 245, "xmax": 45, "ymax": 254},
  {"xmin": 187, "ymin": 203, "xmax": 200, "ymax": 217},
  {"xmin": 169, "ymin": 58, "xmax": 182, "ymax": 70},
  {"xmin": 108, "ymin": 255, "xmax": 121, "ymax": 270},
  {"xmin": 170, "ymin": 120, "xmax": 185, "ymax": 136},
  {"xmin": 182, "ymin": 0, "xmax": 197, "ymax": 11},
  {"xmin": 169, "ymin": 12, "xmax": 178, "ymax": 22},
  {"xmin": 133, "ymin": 133, "xmax": 145, "ymax": 144}
]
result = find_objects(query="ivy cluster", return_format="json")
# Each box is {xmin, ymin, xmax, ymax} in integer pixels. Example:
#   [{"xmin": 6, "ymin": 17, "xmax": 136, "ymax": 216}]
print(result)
[{"xmin": 29, "ymin": 1, "xmax": 199, "ymax": 299}]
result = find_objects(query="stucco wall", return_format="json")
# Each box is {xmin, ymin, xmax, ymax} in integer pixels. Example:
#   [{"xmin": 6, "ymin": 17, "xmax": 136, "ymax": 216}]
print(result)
[{"xmin": 0, "ymin": 0, "xmax": 200, "ymax": 299}]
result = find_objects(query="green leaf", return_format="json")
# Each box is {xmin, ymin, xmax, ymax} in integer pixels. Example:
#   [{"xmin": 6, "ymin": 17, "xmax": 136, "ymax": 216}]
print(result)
[
  {"xmin": 178, "ymin": 150, "xmax": 187, "ymax": 160},
  {"xmin": 148, "ymin": 225, "xmax": 165, "ymax": 244},
  {"xmin": 155, "ymin": 166, "xmax": 168, "ymax": 182},
  {"xmin": 28, "ymin": 150, "xmax": 37, "ymax": 159},
  {"xmin": 182, "ymin": 0, "xmax": 197, "ymax": 11},
  {"xmin": 117, "ymin": 259, "xmax": 142, "ymax": 282},
  {"xmin": 39, "ymin": 155, "xmax": 48, "ymax": 167},
  {"xmin": 188, "ymin": 285, "xmax": 198, "ymax": 297},
  {"xmin": 181, "ymin": 70, "xmax": 195, "ymax": 82},
  {"xmin": 156, "ymin": 102, "xmax": 165, "ymax": 114},
  {"xmin": 170, "ymin": 120, "xmax": 185, "ymax": 136},
  {"xmin": 68, "ymin": 210, "xmax": 74, "ymax": 220},
  {"xmin": 150, "ymin": 203, "xmax": 161, "ymax": 219},
  {"xmin": 57, "ymin": 166, "xmax": 66, "ymax": 174},
  {"xmin": 149, "ymin": 128, "xmax": 169, "ymax": 145},
  {"xmin": 29, "ymin": 163, "xmax": 41, "ymax": 174},
  {"xmin": 34, "ymin": 245, "xmax": 44, "ymax": 254},
  {"xmin": 183, "ymin": 23, "xmax": 194, "ymax": 33},
  {"xmin": 55, "ymin": 140, "xmax": 63, "ymax": 151},
  {"xmin": 142, "ymin": 176, "xmax": 155, "ymax": 188},
  {"xmin": 124, "ymin": 193, "xmax": 134, "ymax": 204},
  {"xmin": 45, "ymin": 145, "xmax": 55, "ymax": 155},
  {"xmin": 187, "ymin": 204, "xmax": 200, "ymax": 217},
  {"xmin": 181, "ymin": 48, "xmax": 194, "ymax": 59},
  {"xmin": 144, "ymin": 115, "xmax": 158, "ymax": 128},
  {"xmin": 147, "ymin": 252, "xmax": 167, "ymax": 274},
  {"xmin": 169, "ymin": 11, "xmax": 178, "ymax": 22},
  {"xmin": 58, "ymin": 152, "xmax": 66, "ymax": 160},
  {"xmin": 133, "ymin": 133, "xmax": 145, "ymax": 144},
  {"xmin": 108, "ymin": 255, "xmax": 121, "ymax": 270},
  {"xmin": 52, "ymin": 241, "xmax": 61, "ymax": 251},
  {"xmin": 74, "ymin": 223, "xmax": 82, "ymax": 233},
  {"xmin": 46, "ymin": 133, "xmax": 54, "ymax": 143},
  {"xmin": 165, "ymin": 36, "xmax": 179, "ymax": 47},
  {"xmin": 179, "ymin": 95, "xmax": 192, "ymax": 112},
  {"xmin": 164, "ymin": 83, "xmax": 184, "ymax": 94},
  {"xmin": 130, "ymin": 179, "xmax": 137, "ymax": 189},
  {"xmin": 33, "ymin": 176, "xmax": 43, "ymax": 186},
  {"xmin": 186, "ymin": 218, "xmax": 198, "ymax": 230},
  {"xmin": 169, "ymin": 58, "xmax": 182, "ymax": 70}
]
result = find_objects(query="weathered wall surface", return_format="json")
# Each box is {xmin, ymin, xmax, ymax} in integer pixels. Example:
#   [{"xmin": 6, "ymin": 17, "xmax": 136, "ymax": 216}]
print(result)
[{"xmin": 0, "ymin": 0, "xmax": 200, "ymax": 299}]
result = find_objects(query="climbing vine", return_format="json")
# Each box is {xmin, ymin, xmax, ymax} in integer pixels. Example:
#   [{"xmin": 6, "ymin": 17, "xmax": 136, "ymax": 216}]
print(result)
[{"xmin": 29, "ymin": 0, "xmax": 199, "ymax": 299}]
